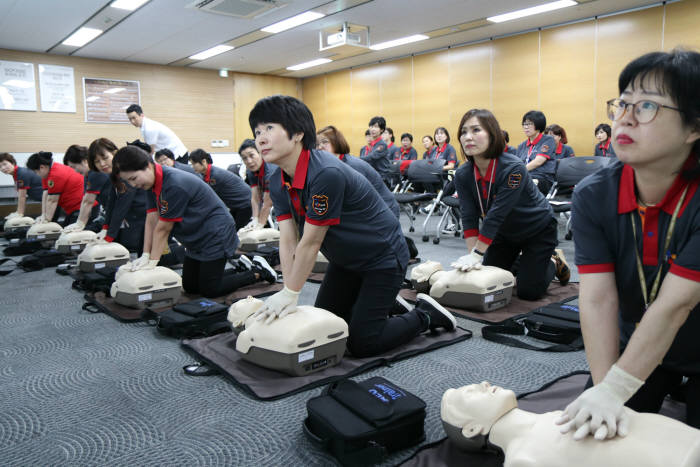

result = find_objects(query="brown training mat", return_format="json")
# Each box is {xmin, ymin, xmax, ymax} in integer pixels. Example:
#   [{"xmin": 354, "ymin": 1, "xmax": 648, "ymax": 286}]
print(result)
[
  {"xmin": 182, "ymin": 326, "xmax": 473, "ymax": 400},
  {"xmin": 399, "ymin": 282, "xmax": 579, "ymax": 324},
  {"xmin": 399, "ymin": 371, "xmax": 688, "ymax": 467},
  {"xmin": 81, "ymin": 281, "xmax": 284, "ymax": 322}
]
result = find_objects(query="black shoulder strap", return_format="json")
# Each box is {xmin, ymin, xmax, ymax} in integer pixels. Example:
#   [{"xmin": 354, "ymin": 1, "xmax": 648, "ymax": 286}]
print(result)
[
  {"xmin": 0, "ymin": 257, "xmax": 17, "ymax": 276},
  {"xmin": 481, "ymin": 319, "xmax": 583, "ymax": 352}
]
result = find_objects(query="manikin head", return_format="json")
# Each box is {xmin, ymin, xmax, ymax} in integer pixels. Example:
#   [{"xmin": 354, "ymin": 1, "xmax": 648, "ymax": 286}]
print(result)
[{"xmin": 441, "ymin": 382, "xmax": 517, "ymax": 450}]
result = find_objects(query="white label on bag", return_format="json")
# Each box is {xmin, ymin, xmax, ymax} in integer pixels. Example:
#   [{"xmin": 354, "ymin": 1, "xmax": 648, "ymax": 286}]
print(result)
[
  {"xmin": 138, "ymin": 293, "xmax": 152, "ymax": 302},
  {"xmin": 258, "ymin": 243, "xmax": 267, "ymax": 248},
  {"xmin": 71, "ymin": 245, "xmax": 80, "ymax": 250},
  {"xmin": 484, "ymin": 294, "xmax": 494, "ymax": 303},
  {"xmin": 37, "ymin": 235, "xmax": 45, "ymax": 239},
  {"xmin": 298, "ymin": 350, "xmax": 314, "ymax": 362},
  {"xmin": 95, "ymin": 263, "xmax": 105, "ymax": 269}
]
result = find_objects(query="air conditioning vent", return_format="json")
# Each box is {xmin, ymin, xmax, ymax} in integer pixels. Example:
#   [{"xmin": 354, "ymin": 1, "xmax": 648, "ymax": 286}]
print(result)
[{"xmin": 188, "ymin": 0, "xmax": 284, "ymax": 19}]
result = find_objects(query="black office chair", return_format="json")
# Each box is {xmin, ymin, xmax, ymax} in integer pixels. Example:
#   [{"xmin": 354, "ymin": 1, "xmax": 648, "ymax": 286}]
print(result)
[
  {"xmin": 394, "ymin": 159, "xmax": 447, "ymax": 241},
  {"xmin": 432, "ymin": 180, "xmax": 461, "ymax": 244}
]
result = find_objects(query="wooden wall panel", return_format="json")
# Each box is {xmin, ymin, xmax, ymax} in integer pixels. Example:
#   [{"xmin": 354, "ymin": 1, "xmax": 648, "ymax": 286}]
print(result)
[
  {"xmin": 350, "ymin": 65, "xmax": 381, "ymax": 153},
  {"xmin": 302, "ymin": 75, "xmax": 327, "ymax": 132},
  {"xmin": 324, "ymin": 70, "xmax": 353, "ymax": 144},
  {"xmin": 663, "ymin": 0, "xmax": 700, "ymax": 52},
  {"xmin": 540, "ymin": 20, "xmax": 596, "ymax": 155},
  {"xmin": 413, "ymin": 50, "xmax": 450, "ymax": 153},
  {"xmin": 447, "ymin": 42, "xmax": 492, "ymax": 157},
  {"xmin": 0, "ymin": 48, "xmax": 299, "ymax": 154},
  {"xmin": 594, "ymin": 8, "xmax": 664, "ymax": 128},
  {"xmin": 491, "ymin": 31, "xmax": 540, "ymax": 145},
  {"xmin": 379, "ymin": 58, "xmax": 413, "ymax": 154}
]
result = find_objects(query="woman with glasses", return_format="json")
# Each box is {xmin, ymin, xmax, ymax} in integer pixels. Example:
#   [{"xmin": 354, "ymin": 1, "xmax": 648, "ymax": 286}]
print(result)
[
  {"xmin": 515, "ymin": 110, "xmax": 557, "ymax": 195},
  {"xmin": 594, "ymin": 123, "xmax": 617, "ymax": 158},
  {"xmin": 558, "ymin": 49, "xmax": 700, "ymax": 440}
]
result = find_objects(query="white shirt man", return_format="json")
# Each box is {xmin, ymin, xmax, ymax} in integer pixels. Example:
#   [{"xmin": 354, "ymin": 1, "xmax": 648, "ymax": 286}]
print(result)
[{"xmin": 126, "ymin": 104, "xmax": 187, "ymax": 157}]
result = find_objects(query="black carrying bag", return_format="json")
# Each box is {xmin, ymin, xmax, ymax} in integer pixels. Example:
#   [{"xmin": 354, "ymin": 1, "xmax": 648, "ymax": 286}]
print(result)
[
  {"xmin": 3, "ymin": 239, "xmax": 44, "ymax": 256},
  {"xmin": 304, "ymin": 376, "xmax": 426, "ymax": 466},
  {"xmin": 154, "ymin": 298, "xmax": 230, "ymax": 339},
  {"xmin": 72, "ymin": 267, "xmax": 118, "ymax": 294},
  {"xmin": 481, "ymin": 300, "xmax": 583, "ymax": 352},
  {"xmin": 247, "ymin": 245, "xmax": 280, "ymax": 267},
  {"xmin": 18, "ymin": 250, "xmax": 68, "ymax": 272}
]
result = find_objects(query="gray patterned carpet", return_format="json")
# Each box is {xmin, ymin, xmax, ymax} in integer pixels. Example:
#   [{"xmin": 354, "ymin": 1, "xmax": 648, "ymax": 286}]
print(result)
[{"xmin": 0, "ymin": 213, "xmax": 586, "ymax": 466}]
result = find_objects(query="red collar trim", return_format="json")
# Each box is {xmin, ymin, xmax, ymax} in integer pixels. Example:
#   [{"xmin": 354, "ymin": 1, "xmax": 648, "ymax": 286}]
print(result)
[
  {"xmin": 436, "ymin": 143, "xmax": 447, "ymax": 154},
  {"xmin": 369, "ymin": 136, "xmax": 382, "ymax": 149},
  {"xmin": 400, "ymin": 146, "xmax": 411, "ymax": 155},
  {"xmin": 204, "ymin": 163, "xmax": 212, "ymax": 183},
  {"xmin": 285, "ymin": 148, "xmax": 310, "ymax": 190},
  {"xmin": 555, "ymin": 142, "xmax": 563, "ymax": 154},
  {"xmin": 152, "ymin": 163, "xmax": 164, "ymax": 197},
  {"xmin": 339, "ymin": 154, "xmax": 346, "ymax": 161},
  {"xmin": 473, "ymin": 158, "xmax": 498, "ymax": 182},
  {"xmin": 388, "ymin": 142, "xmax": 394, "ymax": 148},
  {"xmin": 254, "ymin": 160, "xmax": 266, "ymax": 179},
  {"xmin": 599, "ymin": 139, "xmax": 611, "ymax": 150},
  {"xmin": 618, "ymin": 154, "xmax": 698, "ymax": 215},
  {"xmin": 13, "ymin": 165, "xmax": 18, "ymax": 181},
  {"xmin": 526, "ymin": 133, "xmax": 543, "ymax": 147}
]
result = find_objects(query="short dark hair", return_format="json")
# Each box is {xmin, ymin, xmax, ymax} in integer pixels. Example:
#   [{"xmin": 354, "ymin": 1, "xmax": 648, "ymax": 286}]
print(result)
[
  {"xmin": 63, "ymin": 145, "xmax": 88, "ymax": 165},
  {"xmin": 127, "ymin": 139, "xmax": 151, "ymax": 153},
  {"xmin": 248, "ymin": 95, "xmax": 316, "ymax": 150},
  {"xmin": 238, "ymin": 138, "xmax": 257, "ymax": 154},
  {"xmin": 422, "ymin": 135, "xmax": 433, "ymax": 143},
  {"xmin": 545, "ymin": 124, "xmax": 568, "ymax": 144},
  {"xmin": 368, "ymin": 116, "xmax": 386, "ymax": 131},
  {"xmin": 87, "ymin": 138, "xmax": 118, "ymax": 172},
  {"xmin": 384, "ymin": 127, "xmax": 395, "ymax": 142},
  {"xmin": 126, "ymin": 104, "xmax": 143, "ymax": 115},
  {"xmin": 401, "ymin": 133, "xmax": 413, "ymax": 142},
  {"xmin": 155, "ymin": 148, "xmax": 175, "ymax": 161},
  {"xmin": 317, "ymin": 125, "xmax": 350, "ymax": 155},
  {"xmin": 594, "ymin": 123, "xmax": 612, "ymax": 139},
  {"xmin": 522, "ymin": 110, "xmax": 547, "ymax": 132},
  {"xmin": 26, "ymin": 151, "xmax": 53, "ymax": 170},
  {"xmin": 189, "ymin": 148, "xmax": 213, "ymax": 164},
  {"xmin": 434, "ymin": 127, "xmax": 450, "ymax": 144},
  {"xmin": 457, "ymin": 109, "xmax": 506, "ymax": 161},
  {"xmin": 112, "ymin": 145, "xmax": 152, "ymax": 184},
  {"xmin": 0, "ymin": 152, "xmax": 17, "ymax": 166},
  {"xmin": 364, "ymin": 129, "xmax": 371, "ymax": 136},
  {"xmin": 502, "ymin": 130, "xmax": 510, "ymax": 144}
]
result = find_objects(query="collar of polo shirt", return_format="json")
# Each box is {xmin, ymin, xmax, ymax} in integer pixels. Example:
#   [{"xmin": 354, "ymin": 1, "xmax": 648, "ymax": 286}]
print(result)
[
  {"xmin": 526, "ymin": 133, "xmax": 543, "ymax": 147},
  {"xmin": 205, "ymin": 163, "xmax": 212, "ymax": 183},
  {"xmin": 473, "ymin": 158, "xmax": 499, "ymax": 182},
  {"xmin": 283, "ymin": 149, "xmax": 311, "ymax": 190},
  {"xmin": 153, "ymin": 162, "xmax": 164, "ymax": 196}
]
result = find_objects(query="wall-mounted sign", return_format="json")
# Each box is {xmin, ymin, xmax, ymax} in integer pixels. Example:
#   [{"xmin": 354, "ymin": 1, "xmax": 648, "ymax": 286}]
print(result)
[
  {"xmin": 39, "ymin": 64, "xmax": 76, "ymax": 113},
  {"xmin": 83, "ymin": 77, "xmax": 140, "ymax": 123},
  {"xmin": 0, "ymin": 60, "xmax": 37, "ymax": 111}
]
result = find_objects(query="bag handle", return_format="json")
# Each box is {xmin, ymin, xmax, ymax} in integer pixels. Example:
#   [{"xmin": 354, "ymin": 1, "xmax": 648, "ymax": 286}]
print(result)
[
  {"xmin": 481, "ymin": 319, "xmax": 583, "ymax": 352},
  {"xmin": 82, "ymin": 302, "xmax": 100, "ymax": 314}
]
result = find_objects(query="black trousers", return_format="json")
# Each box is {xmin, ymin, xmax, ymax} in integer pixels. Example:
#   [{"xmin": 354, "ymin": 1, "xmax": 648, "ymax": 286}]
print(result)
[
  {"xmin": 533, "ymin": 176, "xmax": 552, "ymax": 196},
  {"xmin": 231, "ymin": 205, "xmax": 253, "ymax": 231},
  {"xmin": 315, "ymin": 262, "xmax": 423, "ymax": 358},
  {"xmin": 483, "ymin": 217, "xmax": 557, "ymax": 300},
  {"xmin": 182, "ymin": 256, "xmax": 257, "ymax": 298},
  {"xmin": 115, "ymin": 221, "xmax": 145, "ymax": 253},
  {"xmin": 585, "ymin": 366, "xmax": 699, "ymax": 429}
]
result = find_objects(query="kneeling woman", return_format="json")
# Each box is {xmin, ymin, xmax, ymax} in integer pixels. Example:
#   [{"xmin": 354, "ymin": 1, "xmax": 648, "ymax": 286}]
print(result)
[
  {"xmin": 249, "ymin": 96, "xmax": 455, "ymax": 358},
  {"xmin": 112, "ymin": 146, "xmax": 275, "ymax": 298},
  {"xmin": 453, "ymin": 109, "xmax": 569, "ymax": 300}
]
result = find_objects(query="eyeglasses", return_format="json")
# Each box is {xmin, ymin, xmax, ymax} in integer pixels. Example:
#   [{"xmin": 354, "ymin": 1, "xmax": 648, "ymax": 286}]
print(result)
[
  {"xmin": 522, "ymin": 122, "xmax": 534, "ymax": 128},
  {"xmin": 317, "ymin": 139, "xmax": 330, "ymax": 149},
  {"xmin": 606, "ymin": 98, "xmax": 680, "ymax": 124}
]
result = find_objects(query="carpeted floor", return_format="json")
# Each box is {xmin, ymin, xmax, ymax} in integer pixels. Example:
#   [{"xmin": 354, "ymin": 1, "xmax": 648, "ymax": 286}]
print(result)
[{"xmin": 0, "ymin": 213, "xmax": 586, "ymax": 466}]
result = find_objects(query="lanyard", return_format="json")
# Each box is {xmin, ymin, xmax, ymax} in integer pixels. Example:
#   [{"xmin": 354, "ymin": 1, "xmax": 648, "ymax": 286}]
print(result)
[
  {"xmin": 474, "ymin": 162, "xmax": 497, "ymax": 218},
  {"xmin": 629, "ymin": 184, "xmax": 688, "ymax": 309}
]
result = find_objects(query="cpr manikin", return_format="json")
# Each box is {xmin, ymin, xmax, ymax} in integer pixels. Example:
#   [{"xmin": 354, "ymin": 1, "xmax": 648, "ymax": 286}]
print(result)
[{"xmin": 440, "ymin": 382, "xmax": 700, "ymax": 467}]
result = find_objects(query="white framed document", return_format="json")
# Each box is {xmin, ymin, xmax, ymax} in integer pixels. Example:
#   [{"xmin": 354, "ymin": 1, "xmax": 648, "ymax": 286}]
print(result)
[
  {"xmin": 39, "ymin": 64, "xmax": 76, "ymax": 113},
  {"xmin": 0, "ymin": 60, "xmax": 37, "ymax": 111}
]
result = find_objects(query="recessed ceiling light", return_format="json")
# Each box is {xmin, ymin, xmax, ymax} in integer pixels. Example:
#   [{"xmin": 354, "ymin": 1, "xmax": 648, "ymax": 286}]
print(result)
[
  {"xmin": 110, "ymin": 0, "xmax": 149, "ymax": 11},
  {"xmin": 62, "ymin": 27, "xmax": 103, "ymax": 47},
  {"xmin": 189, "ymin": 45, "xmax": 234, "ymax": 61},
  {"xmin": 487, "ymin": 0, "xmax": 577, "ymax": 23},
  {"xmin": 261, "ymin": 11, "xmax": 325, "ymax": 34},
  {"xmin": 369, "ymin": 34, "xmax": 429, "ymax": 51},
  {"xmin": 286, "ymin": 58, "xmax": 332, "ymax": 71}
]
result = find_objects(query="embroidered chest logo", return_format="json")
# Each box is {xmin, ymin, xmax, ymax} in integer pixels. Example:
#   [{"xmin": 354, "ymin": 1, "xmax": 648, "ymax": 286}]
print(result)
[
  {"xmin": 311, "ymin": 195, "xmax": 329, "ymax": 216},
  {"xmin": 48, "ymin": 180, "xmax": 55, "ymax": 188},
  {"xmin": 160, "ymin": 199, "xmax": 169, "ymax": 215},
  {"xmin": 507, "ymin": 173, "xmax": 522, "ymax": 189},
  {"xmin": 541, "ymin": 144, "xmax": 549, "ymax": 152}
]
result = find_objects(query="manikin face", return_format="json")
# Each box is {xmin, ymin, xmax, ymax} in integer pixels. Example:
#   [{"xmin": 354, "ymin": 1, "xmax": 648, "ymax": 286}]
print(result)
[
  {"xmin": 120, "ymin": 166, "xmax": 155, "ymax": 191},
  {"xmin": 127, "ymin": 111, "xmax": 144, "ymax": 128},
  {"xmin": 240, "ymin": 147, "xmax": 263, "ymax": 172},
  {"xmin": 422, "ymin": 137, "xmax": 433, "ymax": 150},
  {"xmin": 459, "ymin": 117, "xmax": 491, "ymax": 159},
  {"xmin": 612, "ymin": 74, "xmax": 700, "ymax": 167},
  {"xmin": 401, "ymin": 137, "xmax": 412, "ymax": 149},
  {"xmin": 368, "ymin": 123, "xmax": 381, "ymax": 139},
  {"xmin": 435, "ymin": 129, "xmax": 447, "ymax": 145},
  {"xmin": 547, "ymin": 131, "xmax": 562, "ymax": 144},
  {"xmin": 155, "ymin": 155, "xmax": 175, "ymax": 167},
  {"xmin": 95, "ymin": 150, "xmax": 114, "ymax": 174},
  {"xmin": 381, "ymin": 130, "xmax": 392, "ymax": 144},
  {"xmin": 595, "ymin": 129, "xmax": 608, "ymax": 143},
  {"xmin": 441, "ymin": 382, "xmax": 517, "ymax": 437},
  {"xmin": 190, "ymin": 161, "xmax": 207, "ymax": 175},
  {"xmin": 68, "ymin": 160, "xmax": 89, "ymax": 176},
  {"xmin": 0, "ymin": 160, "xmax": 14, "ymax": 175},
  {"xmin": 522, "ymin": 120, "xmax": 537, "ymax": 139},
  {"xmin": 254, "ymin": 122, "xmax": 301, "ymax": 165}
]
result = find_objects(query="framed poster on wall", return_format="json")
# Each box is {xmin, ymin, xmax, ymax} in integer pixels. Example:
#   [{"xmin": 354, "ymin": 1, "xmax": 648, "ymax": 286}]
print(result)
[
  {"xmin": 0, "ymin": 60, "xmax": 37, "ymax": 111},
  {"xmin": 39, "ymin": 64, "xmax": 76, "ymax": 113},
  {"xmin": 83, "ymin": 77, "xmax": 140, "ymax": 123}
]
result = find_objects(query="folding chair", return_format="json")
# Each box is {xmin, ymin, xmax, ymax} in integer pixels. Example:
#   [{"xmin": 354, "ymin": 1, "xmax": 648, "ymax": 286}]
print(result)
[
  {"xmin": 546, "ymin": 156, "xmax": 615, "ymax": 239},
  {"xmin": 432, "ymin": 180, "xmax": 462, "ymax": 244},
  {"xmin": 393, "ymin": 159, "xmax": 447, "ymax": 241}
]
